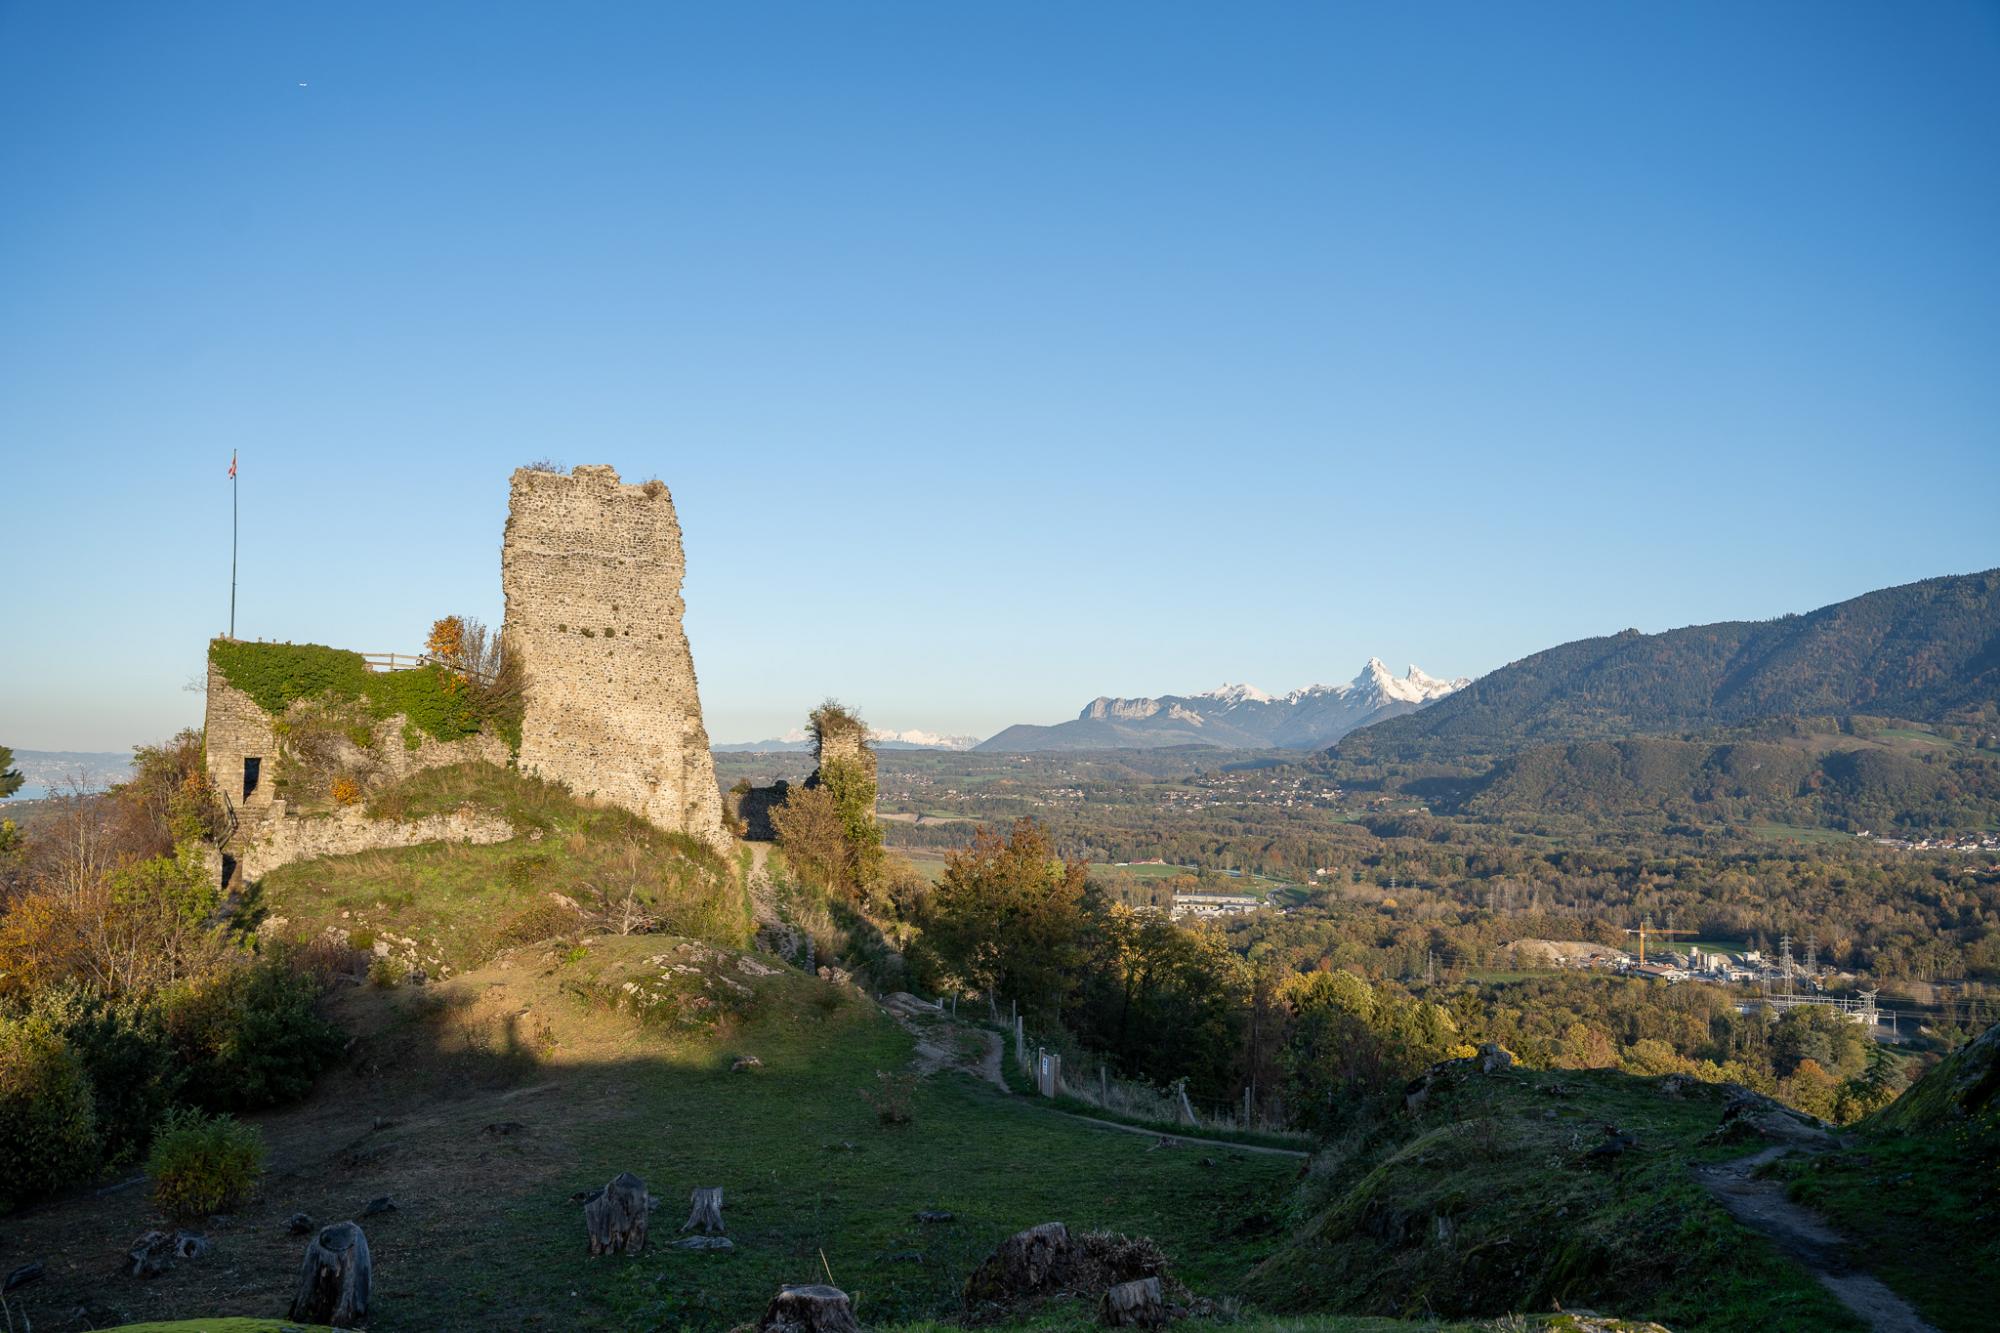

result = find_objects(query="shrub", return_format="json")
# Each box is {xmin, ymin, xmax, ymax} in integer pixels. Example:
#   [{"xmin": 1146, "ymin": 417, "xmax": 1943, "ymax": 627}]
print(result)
[
  {"xmin": 163, "ymin": 962, "xmax": 344, "ymax": 1112},
  {"xmin": 862, "ymin": 1069, "xmax": 916, "ymax": 1125},
  {"xmin": 329, "ymin": 775, "xmax": 363, "ymax": 806},
  {"xmin": 0, "ymin": 1013, "xmax": 100, "ymax": 1211},
  {"xmin": 147, "ymin": 1107, "xmax": 265, "ymax": 1221},
  {"xmin": 29, "ymin": 985, "xmax": 180, "ymax": 1169}
]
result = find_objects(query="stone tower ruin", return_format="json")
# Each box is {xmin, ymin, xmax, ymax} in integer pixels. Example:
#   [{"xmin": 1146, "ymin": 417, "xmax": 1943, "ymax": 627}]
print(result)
[{"xmin": 502, "ymin": 464, "xmax": 728, "ymax": 851}]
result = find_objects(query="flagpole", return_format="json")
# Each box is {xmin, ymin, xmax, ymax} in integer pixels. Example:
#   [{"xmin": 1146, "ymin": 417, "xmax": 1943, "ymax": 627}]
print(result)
[{"xmin": 229, "ymin": 454, "xmax": 238, "ymax": 638}]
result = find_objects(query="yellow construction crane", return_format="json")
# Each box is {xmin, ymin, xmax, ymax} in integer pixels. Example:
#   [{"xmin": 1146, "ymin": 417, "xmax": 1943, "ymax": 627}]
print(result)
[{"xmin": 1623, "ymin": 916, "xmax": 1695, "ymax": 966}]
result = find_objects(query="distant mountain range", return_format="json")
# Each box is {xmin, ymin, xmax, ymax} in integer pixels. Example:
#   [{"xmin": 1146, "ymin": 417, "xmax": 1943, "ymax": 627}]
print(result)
[
  {"xmin": 975, "ymin": 660, "xmax": 1469, "ymax": 753},
  {"xmin": 714, "ymin": 727, "xmax": 979, "ymax": 754},
  {"xmin": 1345, "ymin": 568, "xmax": 2000, "ymax": 760}
]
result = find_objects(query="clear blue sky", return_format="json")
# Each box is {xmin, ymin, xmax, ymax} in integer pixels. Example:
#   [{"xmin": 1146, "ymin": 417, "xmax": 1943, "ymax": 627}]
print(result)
[{"xmin": 3, "ymin": 2, "xmax": 1996, "ymax": 752}]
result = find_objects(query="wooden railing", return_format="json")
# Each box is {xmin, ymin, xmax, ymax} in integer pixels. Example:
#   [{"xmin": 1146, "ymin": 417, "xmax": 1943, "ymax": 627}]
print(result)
[{"xmin": 360, "ymin": 651, "xmax": 498, "ymax": 684}]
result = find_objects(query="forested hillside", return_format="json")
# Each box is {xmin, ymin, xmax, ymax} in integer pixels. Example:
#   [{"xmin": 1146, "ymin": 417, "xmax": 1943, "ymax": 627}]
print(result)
[
  {"xmin": 1347, "ymin": 568, "xmax": 2000, "ymax": 759},
  {"xmin": 1437, "ymin": 726, "xmax": 2000, "ymax": 831}
]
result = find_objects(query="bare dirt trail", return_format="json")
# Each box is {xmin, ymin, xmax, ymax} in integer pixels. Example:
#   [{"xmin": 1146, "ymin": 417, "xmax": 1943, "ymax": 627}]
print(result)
[
  {"xmin": 1694, "ymin": 1146, "xmax": 1938, "ymax": 1333},
  {"xmin": 744, "ymin": 841, "xmax": 780, "ymax": 929}
]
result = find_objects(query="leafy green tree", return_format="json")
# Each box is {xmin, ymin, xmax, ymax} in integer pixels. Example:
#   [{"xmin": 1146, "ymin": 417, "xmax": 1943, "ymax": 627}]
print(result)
[
  {"xmin": 0, "ymin": 744, "xmax": 22, "ymax": 799},
  {"xmin": 922, "ymin": 819, "xmax": 1089, "ymax": 1023},
  {"xmin": 815, "ymin": 756, "xmax": 883, "ymax": 889},
  {"xmin": 1069, "ymin": 906, "xmax": 1250, "ymax": 1101}
]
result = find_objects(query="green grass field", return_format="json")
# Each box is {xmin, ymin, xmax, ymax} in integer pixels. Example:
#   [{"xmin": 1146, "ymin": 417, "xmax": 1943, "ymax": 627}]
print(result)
[
  {"xmin": 1088, "ymin": 861, "xmax": 1191, "ymax": 880},
  {"xmin": 1747, "ymin": 822, "xmax": 1854, "ymax": 846}
]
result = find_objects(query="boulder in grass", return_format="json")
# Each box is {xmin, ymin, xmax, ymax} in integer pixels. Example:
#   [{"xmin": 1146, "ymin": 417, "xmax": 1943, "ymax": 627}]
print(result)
[
  {"xmin": 1101, "ymin": 1276, "xmax": 1169, "ymax": 1327},
  {"xmin": 670, "ymin": 1235, "xmax": 735, "ymax": 1252}
]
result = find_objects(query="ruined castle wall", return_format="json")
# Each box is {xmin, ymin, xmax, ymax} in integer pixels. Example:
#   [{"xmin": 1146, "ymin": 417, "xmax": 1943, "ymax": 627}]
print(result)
[
  {"xmin": 241, "ymin": 807, "xmax": 515, "ymax": 881},
  {"xmin": 204, "ymin": 660, "xmax": 282, "ymax": 817},
  {"xmin": 501, "ymin": 465, "xmax": 728, "ymax": 851}
]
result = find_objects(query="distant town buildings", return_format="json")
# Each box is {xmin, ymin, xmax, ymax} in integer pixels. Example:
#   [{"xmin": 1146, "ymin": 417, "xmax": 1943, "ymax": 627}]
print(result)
[
  {"xmin": 1169, "ymin": 892, "xmax": 1265, "ymax": 920},
  {"xmin": 1853, "ymin": 829, "xmax": 2000, "ymax": 855}
]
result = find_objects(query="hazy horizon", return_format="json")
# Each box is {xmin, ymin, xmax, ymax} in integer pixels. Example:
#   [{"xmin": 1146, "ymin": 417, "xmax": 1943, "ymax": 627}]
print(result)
[{"xmin": 4, "ymin": 3, "xmax": 1997, "ymax": 752}]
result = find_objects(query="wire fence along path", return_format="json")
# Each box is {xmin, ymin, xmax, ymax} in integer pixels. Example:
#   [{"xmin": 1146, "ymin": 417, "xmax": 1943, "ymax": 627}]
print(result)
[{"xmin": 990, "ymin": 1003, "xmax": 1304, "ymax": 1142}]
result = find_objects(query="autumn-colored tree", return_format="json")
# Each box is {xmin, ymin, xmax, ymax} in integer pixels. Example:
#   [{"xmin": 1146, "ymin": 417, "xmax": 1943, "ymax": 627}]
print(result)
[
  {"xmin": 922, "ymin": 819, "xmax": 1089, "ymax": 1023},
  {"xmin": 425, "ymin": 615, "xmax": 466, "ymax": 664},
  {"xmin": 426, "ymin": 616, "xmax": 468, "ymax": 695},
  {"xmin": 771, "ymin": 785, "xmax": 849, "ymax": 892}
]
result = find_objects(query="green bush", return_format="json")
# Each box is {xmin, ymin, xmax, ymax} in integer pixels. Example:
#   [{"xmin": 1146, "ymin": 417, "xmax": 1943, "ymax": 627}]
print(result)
[
  {"xmin": 147, "ymin": 1106, "xmax": 265, "ymax": 1221},
  {"xmin": 163, "ymin": 962, "xmax": 344, "ymax": 1112},
  {"xmin": 0, "ymin": 1013, "xmax": 100, "ymax": 1212},
  {"xmin": 28, "ymin": 984, "xmax": 181, "ymax": 1168}
]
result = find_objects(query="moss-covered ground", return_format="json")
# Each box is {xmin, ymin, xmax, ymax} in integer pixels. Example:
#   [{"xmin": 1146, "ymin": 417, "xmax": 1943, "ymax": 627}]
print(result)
[{"xmin": 1244, "ymin": 1065, "xmax": 1867, "ymax": 1332}]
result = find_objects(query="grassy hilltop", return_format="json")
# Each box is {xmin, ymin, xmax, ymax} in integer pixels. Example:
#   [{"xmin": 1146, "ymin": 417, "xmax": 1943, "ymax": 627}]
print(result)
[
  {"xmin": 4, "ymin": 766, "xmax": 1300, "ymax": 1332},
  {"xmin": 7, "ymin": 762, "xmax": 1992, "ymax": 1333}
]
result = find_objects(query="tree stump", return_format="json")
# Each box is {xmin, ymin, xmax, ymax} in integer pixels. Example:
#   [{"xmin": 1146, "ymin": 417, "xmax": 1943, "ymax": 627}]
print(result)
[
  {"xmin": 1101, "ymin": 1276, "xmax": 1168, "ymax": 1327},
  {"xmin": 130, "ymin": 1231, "xmax": 176, "ymax": 1280},
  {"xmin": 964, "ymin": 1221, "xmax": 1074, "ymax": 1305},
  {"xmin": 584, "ymin": 1172, "xmax": 650, "ymax": 1255},
  {"xmin": 289, "ymin": 1221, "xmax": 371, "ymax": 1325},
  {"xmin": 682, "ymin": 1186, "xmax": 725, "ymax": 1234},
  {"xmin": 759, "ymin": 1283, "xmax": 861, "ymax": 1333},
  {"xmin": 130, "ymin": 1230, "xmax": 212, "ymax": 1278}
]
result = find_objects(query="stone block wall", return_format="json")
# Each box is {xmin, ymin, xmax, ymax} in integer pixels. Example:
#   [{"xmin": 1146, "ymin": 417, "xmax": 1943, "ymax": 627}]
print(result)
[
  {"xmin": 501, "ymin": 465, "xmax": 728, "ymax": 851},
  {"xmin": 241, "ymin": 807, "xmax": 515, "ymax": 881},
  {"xmin": 204, "ymin": 659, "xmax": 283, "ymax": 818},
  {"xmin": 809, "ymin": 705, "xmax": 877, "ymax": 785},
  {"xmin": 204, "ymin": 645, "xmax": 514, "ymax": 884}
]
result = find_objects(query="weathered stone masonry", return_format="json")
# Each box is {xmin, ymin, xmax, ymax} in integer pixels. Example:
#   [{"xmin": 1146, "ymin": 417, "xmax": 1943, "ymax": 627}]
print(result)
[
  {"xmin": 501, "ymin": 465, "xmax": 728, "ymax": 852},
  {"xmin": 203, "ymin": 656, "xmax": 510, "ymax": 883}
]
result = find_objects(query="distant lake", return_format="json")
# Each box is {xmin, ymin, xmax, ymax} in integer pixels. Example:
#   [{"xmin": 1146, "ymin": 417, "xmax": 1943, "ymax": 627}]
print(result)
[{"xmin": 1, "ymin": 783, "xmax": 51, "ymax": 803}]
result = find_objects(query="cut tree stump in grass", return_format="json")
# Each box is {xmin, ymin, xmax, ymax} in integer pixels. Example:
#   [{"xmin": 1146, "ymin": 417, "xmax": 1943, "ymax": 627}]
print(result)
[
  {"xmin": 758, "ymin": 1283, "xmax": 860, "ymax": 1333},
  {"xmin": 585, "ymin": 1171, "xmax": 650, "ymax": 1255},
  {"xmin": 682, "ymin": 1186, "xmax": 725, "ymax": 1234},
  {"xmin": 1101, "ymin": 1276, "xmax": 1168, "ymax": 1327},
  {"xmin": 128, "ymin": 1230, "xmax": 211, "ymax": 1279},
  {"xmin": 289, "ymin": 1221, "xmax": 371, "ymax": 1325}
]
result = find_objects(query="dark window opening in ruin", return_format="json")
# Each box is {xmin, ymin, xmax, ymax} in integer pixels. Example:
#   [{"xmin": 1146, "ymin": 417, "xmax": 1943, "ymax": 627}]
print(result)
[
  {"xmin": 221, "ymin": 852, "xmax": 238, "ymax": 891},
  {"xmin": 243, "ymin": 756, "xmax": 262, "ymax": 799}
]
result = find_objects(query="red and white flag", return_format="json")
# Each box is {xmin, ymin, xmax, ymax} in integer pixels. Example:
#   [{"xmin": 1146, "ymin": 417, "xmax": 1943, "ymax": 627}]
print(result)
[{"xmin": 228, "ymin": 450, "xmax": 237, "ymax": 479}]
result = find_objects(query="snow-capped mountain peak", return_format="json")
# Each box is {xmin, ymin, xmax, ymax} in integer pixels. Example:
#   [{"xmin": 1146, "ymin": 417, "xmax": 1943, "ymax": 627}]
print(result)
[
  {"xmin": 1195, "ymin": 682, "xmax": 1275, "ymax": 706},
  {"xmin": 978, "ymin": 659, "xmax": 1473, "ymax": 752},
  {"xmin": 868, "ymin": 726, "xmax": 980, "ymax": 750}
]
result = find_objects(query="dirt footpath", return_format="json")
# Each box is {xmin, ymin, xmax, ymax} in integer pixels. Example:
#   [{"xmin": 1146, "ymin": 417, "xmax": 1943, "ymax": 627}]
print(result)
[{"xmin": 1695, "ymin": 1146, "xmax": 1938, "ymax": 1333}]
